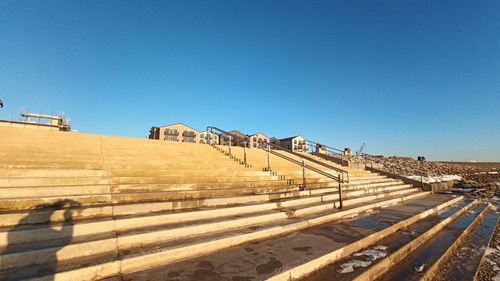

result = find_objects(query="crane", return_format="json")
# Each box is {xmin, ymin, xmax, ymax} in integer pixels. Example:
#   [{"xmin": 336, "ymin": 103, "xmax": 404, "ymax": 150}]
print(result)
[{"xmin": 356, "ymin": 142, "xmax": 366, "ymax": 156}]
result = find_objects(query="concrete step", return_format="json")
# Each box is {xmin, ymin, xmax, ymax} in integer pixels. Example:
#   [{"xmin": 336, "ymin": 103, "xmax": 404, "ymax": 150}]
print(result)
[
  {"xmin": 80, "ymin": 194, "xmax": 459, "ymax": 281},
  {"xmin": 0, "ymin": 183, "xmax": 303, "ymax": 211},
  {"xmin": 107, "ymin": 169, "xmax": 269, "ymax": 177},
  {"xmin": 0, "ymin": 192, "xmax": 433, "ymax": 280},
  {"xmin": 376, "ymin": 203, "xmax": 490, "ymax": 281},
  {"xmin": 1, "ymin": 176, "xmax": 411, "ymax": 202},
  {"xmin": 300, "ymin": 198, "xmax": 479, "ymax": 281},
  {"xmin": 0, "ymin": 164, "xmax": 104, "ymax": 170},
  {"xmin": 265, "ymin": 195, "xmax": 469, "ymax": 281},
  {"xmin": 0, "ymin": 176, "xmax": 107, "ymax": 187},
  {"xmin": 427, "ymin": 205, "xmax": 499, "ymax": 281},
  {"xmin": 0, "ymin": 183, "xmax": 413, "ymax": 227},
  {"xmin": 0, "ymin": 169, "xmax": 105, "ymax": 177},
  {"xmin": 0, "ymin": 175, "xmax": 280, "ymax": 188},
  {"xmin": 0, "ymin": 179, "xmax": 419, "ymax": 212},
  {"xmin": 0, "ymin": 184, "xmax": 418, "ymax": 247}
]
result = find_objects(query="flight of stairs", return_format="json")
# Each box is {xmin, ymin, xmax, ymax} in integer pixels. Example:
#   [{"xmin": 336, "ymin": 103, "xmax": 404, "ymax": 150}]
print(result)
[{"xmin": 0, "ymin": 126, "xmax": 496, "ymax": 281}]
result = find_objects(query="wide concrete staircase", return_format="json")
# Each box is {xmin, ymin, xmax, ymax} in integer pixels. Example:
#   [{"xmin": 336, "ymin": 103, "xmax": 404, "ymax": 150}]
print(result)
[{"xmin": 0, "ymin": 126, "xmax": 496, "ymax": 281}]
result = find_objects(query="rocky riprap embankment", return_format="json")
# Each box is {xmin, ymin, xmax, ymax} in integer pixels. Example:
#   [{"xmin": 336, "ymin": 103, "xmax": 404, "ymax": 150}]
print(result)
[{"xmin": 357, "ymin": 156, "xmax": 499, "ymax": 199}]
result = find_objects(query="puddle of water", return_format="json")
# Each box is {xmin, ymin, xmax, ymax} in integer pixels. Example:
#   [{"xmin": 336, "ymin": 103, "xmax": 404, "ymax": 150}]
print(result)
[
  {"xmin": 349, "ymin": 217, "xmax": 390, "ymax": 231},
  {"xmin": 342, "ymin": 213, "xmax": 358, "ymax": 219},
  {"xmin": 337, "ymin": 260, "xmax": 372, "ymax": 273},
  {"xmin": 353, "ymin": 249, "xmax": 387, "ymax": 260},
  {"xmin": 337, "ymin": 245, "xmax": 389, "ymax": 274},
  {"xmin": 414, "ymin": 263, "xmax": 425, "ymax": 272}
]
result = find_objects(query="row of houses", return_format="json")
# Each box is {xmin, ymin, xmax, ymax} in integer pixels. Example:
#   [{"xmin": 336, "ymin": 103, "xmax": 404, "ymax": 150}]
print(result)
[{"xmin": 148, "ymin": 123, "xmax": 309, "ymax": 152}]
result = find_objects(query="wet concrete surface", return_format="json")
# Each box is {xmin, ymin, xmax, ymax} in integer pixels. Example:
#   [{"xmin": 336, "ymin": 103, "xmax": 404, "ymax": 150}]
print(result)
[
  {"xmin": 118, "ymin": 195, "xmax": 453, "ymax": 281},
  {"xmin": 435, "ymin": 207, "xmax": 499, "ymax": 281},
  {"xmin": 302, "ymin": 199, "xmax": 472, "ymax": 281},
  {"xmin": 378, "ymin": 202, "xmax": 485, "ymax": 281}
]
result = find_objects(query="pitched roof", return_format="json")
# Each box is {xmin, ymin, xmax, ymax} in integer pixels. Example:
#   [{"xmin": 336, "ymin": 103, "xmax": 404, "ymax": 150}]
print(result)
[
  {"xmin": 227, "ymin": 130, "xmax": 247, "ymax": 137},
  {"xmin": 248, "ymin": 132, "xmax": 269, "ymax": 138},
  {"xmin": 157, "ymin": 122, "xmax": 199, "ymax": 132},
  {"xmin": 279, "ymin": 135, "xmax": 304, "ymax": 141}
]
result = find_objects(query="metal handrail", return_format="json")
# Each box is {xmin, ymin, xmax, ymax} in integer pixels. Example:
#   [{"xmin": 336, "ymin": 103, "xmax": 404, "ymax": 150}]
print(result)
[
  {"xmin": 305, "ymin": 139, "xmax": 351, "ymax": 166},
  {"xmin": 266, "ymin": 142, "xmax": 349, "ymax": 179},
  {"xmin": 305, "ymin": 139, "xmax": 344, "ymax": 154},
  {"xmin": 207, "ymin": 126, "xmax": 348, "ymax": 208}
]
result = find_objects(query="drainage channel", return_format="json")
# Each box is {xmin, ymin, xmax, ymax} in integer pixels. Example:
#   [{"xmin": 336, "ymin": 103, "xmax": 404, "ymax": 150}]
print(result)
[
  {"xmin": 302, "ymin": 198, "xmax": 474, "ymax": 281},
  {"xmin": 433, "ymin": 204, "xmax": 499, "ymax": 281}
]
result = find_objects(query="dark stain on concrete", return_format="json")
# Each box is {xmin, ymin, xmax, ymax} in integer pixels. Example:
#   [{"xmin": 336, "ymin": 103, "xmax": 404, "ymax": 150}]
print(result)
[
  {"xmin": 349, "ymin": 217, "xmax": 389, "ymax": 231},
  {"xmin": 167, "ymin": 271, "xmax": 180, "ymax": 277},
  {"xmin": 256, "ymin": 257, "xmax": 282, "ymax": 275},
  {"xmin": 216, "ymin": 262, "xmax": 242, "ymax": 274},
  {"xmin": 192, "ymin": 260, "xmax": 223, "ymax": 281},
  {"xmin": 305, "ymin": 223, "xmax": 361, "ymax": 243},
  {"xmin": 232, "ymin": 276, "xmax": 255, "ymax": 281},
  {"xmin": 197, "ymin": 260, "xmax": 215, "ymax": 270},
  {"xmin": 292, "ymin": 246, "xmax": 312, "ymax": 252}
]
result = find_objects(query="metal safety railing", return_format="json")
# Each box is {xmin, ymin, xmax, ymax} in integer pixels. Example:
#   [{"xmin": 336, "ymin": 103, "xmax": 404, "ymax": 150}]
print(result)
[
  {"xmin": 304, "ymin": 140, "xmax": 350, "ymax": 166},
  {"xmin": 207, "ymin": 126, "xmax": 349, "ymax": 208}
]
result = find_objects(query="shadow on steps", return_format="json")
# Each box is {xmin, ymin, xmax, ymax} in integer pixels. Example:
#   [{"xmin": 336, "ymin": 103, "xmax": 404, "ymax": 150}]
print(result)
[{"xmin": 1, "ymin": 200, "xmax": 80, "ymax": 281}]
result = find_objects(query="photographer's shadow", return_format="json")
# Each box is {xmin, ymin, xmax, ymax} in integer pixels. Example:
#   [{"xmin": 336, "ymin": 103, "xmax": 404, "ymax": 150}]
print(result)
[{"xmin": 2, "ymin": 199, "xmax": 80, "ymax": 280}]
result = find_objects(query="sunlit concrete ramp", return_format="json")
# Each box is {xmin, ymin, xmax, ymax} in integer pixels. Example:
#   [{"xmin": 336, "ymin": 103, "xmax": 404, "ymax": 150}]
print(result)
[{"xmin": 0, "ymin": 126, "xmax": 491, "ymax": 281}]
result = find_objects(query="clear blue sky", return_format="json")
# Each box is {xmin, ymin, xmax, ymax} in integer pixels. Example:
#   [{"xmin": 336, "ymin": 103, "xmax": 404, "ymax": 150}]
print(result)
[{"xmin": 1, "ymin": 1, "xmax": 499, "ymax": 161}]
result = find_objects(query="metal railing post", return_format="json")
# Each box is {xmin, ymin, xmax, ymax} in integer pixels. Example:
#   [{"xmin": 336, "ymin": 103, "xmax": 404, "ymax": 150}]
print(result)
[
  {"xmin": 267, "ymin": 145, "xmax": 271, "ymax": 171},
  {"xmin": 338, "ymin": 173, "xmax": 343, "ymax": 209},
  {"xmin": 243, "ymin": 142, "xmax": 247, "ymax": 166},
  {"xmin": 302, "ymin": 159, "xmax": 306, "ymax": 188}
]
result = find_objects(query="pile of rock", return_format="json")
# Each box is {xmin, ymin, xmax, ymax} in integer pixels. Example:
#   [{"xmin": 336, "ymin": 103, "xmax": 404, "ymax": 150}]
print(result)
[{"xmin": 357, "ymin": 155, "xmax": 499, "ymax": 198}]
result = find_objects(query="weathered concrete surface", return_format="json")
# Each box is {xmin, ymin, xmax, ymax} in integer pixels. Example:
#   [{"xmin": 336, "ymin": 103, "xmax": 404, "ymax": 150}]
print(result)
[
  {"xmin": 352, "ymin": 199, "xmax": 478, "ymax": 281},
  {"xmin": 0, "ymin": 126, "xmax": 446, "ymax": 281},
  {"xmin": 435, "ymin": 207, "xmax": 499, "ymax": 281},
  {"xmin": 303, "ymin": 199, "xmax": 485, "ymax": 281},
  {"xmin": 365, "ymin": 166, "xmax": 456, "ymax": 192},
  {"xmin": 115, "ymin": 195, "xmax": 458, "ymax": 281}
]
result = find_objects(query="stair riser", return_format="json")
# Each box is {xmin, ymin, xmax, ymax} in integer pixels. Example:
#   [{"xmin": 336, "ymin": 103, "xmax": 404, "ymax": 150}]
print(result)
[
  {"xmin": 2, "ymin": 193, "xmax": 431, "ymax": 276},
  {"xmin": 0, "ymin": 177, "xmax": 107, "ymax": 187},
  {"xmin": 352, "ymin": 199, "xmax": 478, "ymax": 281},
  {"xmin": 420, "ymin": 205, "xmax": 489, "ymax": 281},
  {"xmin": 294, "ymin": 188, "xmax": 420, "ymax": 215},
  {"xmin": 0, "ymin": 185, "xmax": 416, "ymax": 247},
  {"xmin": 267, "ymin": 195, "xmax": 465, "ymax": 281},
  {"xmin": 0, "ymin": 184, "xmax": 413, "ymax": 227}
]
